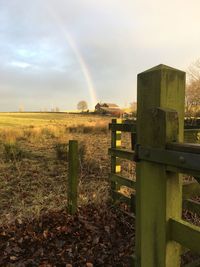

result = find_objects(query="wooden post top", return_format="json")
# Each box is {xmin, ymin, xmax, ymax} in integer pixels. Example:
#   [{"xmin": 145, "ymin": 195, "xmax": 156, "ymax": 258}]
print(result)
[
  {"xmin": 138, "ymin": 64, "xmax": 185, "ymax": 75},
  {"xmin": 137, "ymin": 64, "xmax": 186, "ymax": 144}
]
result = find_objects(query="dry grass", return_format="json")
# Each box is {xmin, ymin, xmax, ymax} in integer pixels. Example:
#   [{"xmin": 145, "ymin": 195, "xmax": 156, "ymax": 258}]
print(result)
[
  {"xmin": 0, "ymin": 113, "xmax": 111, "ymax": 225},
  {"xmin": 0, "ymin": 112, "xmax": 199, "ymax": 226}
]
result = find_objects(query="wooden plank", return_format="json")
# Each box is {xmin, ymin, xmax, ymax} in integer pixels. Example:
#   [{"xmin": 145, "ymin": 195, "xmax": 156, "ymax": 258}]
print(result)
[
  {"xmin": 113, "ymin": 191, "xmax": 136, "ymax": 213},
  {"xmin": 183, "ymin": 182, "xmax": 200, "ymax": 200},
  {"xmin": 68, "ymin": 140, "xmax": 79, "ymax": 215},
  {"xmin": 108, "ymin": 148, "xmax": 135, "ymax": 161},
  {"xmin": 166, "ymin": 165, "xmax": 200, "ymax": 179},
  {"xmin": 185, "ymin": 125, "xmax": 200, "ymax": 130},
  {"xmin": 111, "ymin": 118, "xmax": 122, "ymax": 196},
  {"xmin": 123, "ymin": 119, "xmax": 136, "ymax": 124},
  {"xmin": 110, "ymin": 173, "xmax": 136, "ymax": 189},
  {"xmin": 108, "ymin": 123, "xmax": 199, "ymax": 132},
  {"xmin": 109, "ymin": 124, "xmax": 200, "ymax": 133},
  {"xmin": 136, "ymin": 65, "xmax": 185, "ymax": 267},
  {"xmin": 112, "ymin": 190, "xmax": 131, "ymax": 206},
  {"xmin": 184, "ymin": 128, "xmax": 200, "ymax": 132},
  {"xmin": 169, "ymin": 218, "xmax": 200, "ymax": 254},
  {"xmin": 138, "ymin": 146, "xmax": 200, "ymax": 172},
  {"xmin": 166, "ymin": 142, "xmax": 200, "ymax": 154},
  {"xmin": 183, "ymin": 199, "xmax": 200, "ymax": 215},
  {"xmin": 109, "ymin": 123, "xmax": 136, "ymax": 132}
]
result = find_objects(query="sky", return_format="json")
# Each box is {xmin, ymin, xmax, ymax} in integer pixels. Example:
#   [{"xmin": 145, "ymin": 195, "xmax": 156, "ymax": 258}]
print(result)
[{"xmin": 0, "ymin": 0, "xmax": 200, "ymax": 111}]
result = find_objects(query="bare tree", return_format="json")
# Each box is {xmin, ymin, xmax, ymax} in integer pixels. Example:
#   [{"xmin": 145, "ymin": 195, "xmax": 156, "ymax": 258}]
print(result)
[
  {"xmin": 186, "ymin": 59, "xmax": 200, "ymax": 116},
  {"xmin": 77, "ymin": 101, "xmax": 88, "ymax": 112},
  {"xmin": 188, "ymin": 59, "xmax": 200, "ymax": 81}
]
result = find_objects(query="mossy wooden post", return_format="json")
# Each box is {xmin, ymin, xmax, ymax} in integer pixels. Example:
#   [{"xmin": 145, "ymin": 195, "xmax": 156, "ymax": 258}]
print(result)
[
  {"xmin": 111, "ymin": 118, "xmax": 122, "ymax": 199},
  {"xmin": 136, "ymin": 65, "xmax": 185, "ymax": 267},
  {"xmin": 68, "ymin": 140, "xmax": 78, "ymax": 215}
]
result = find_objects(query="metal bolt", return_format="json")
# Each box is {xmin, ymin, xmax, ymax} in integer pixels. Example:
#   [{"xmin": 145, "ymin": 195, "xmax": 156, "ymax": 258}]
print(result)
[{"xmin": 179, "ymin": 156, "xmax": 185, "ymax": 164}]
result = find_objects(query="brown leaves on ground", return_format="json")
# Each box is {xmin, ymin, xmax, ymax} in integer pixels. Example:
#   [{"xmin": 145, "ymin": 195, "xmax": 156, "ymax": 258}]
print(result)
[{"xmin": 0, "ymin": 205, "xmax": 134, "ymax": 266}]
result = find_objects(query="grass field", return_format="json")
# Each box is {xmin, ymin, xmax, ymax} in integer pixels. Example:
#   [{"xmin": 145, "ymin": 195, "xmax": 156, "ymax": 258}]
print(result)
[
  {"xmin": 0, "ymin": 112, "xmax": 114, "ymax": 224},
  {"xmin": 0, "ymin": 112, "xmax": 199, "ymax": 225}
]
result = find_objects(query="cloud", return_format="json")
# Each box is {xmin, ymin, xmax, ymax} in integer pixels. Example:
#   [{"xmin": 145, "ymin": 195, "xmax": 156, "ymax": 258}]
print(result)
[{"xmin": 0, "ymin": 0, "xmax": 200, "ymax": 110}]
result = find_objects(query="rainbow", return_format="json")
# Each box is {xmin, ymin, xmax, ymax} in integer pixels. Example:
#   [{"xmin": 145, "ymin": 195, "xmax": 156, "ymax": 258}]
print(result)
[{"xmin": 45, "ymin": 3, "xmax": 98, "ymax": 109}]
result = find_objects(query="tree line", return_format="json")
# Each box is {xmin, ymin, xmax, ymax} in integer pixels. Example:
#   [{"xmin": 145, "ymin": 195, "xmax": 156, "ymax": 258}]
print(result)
[{"xmin": 186, "ymin": 59, "xmax": 200, "ymax": 117}]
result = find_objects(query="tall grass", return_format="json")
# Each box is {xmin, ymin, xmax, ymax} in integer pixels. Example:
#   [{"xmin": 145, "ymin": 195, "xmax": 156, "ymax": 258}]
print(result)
[{"xmin": 3, "ymin": 142, "xmax": 26, "ymax": 161}]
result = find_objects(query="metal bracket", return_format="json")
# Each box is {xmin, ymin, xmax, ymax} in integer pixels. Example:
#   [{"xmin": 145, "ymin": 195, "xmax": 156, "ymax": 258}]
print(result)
[{"xmin": 136, "ymin": 144, "xmax": 200, "ymax": 173}]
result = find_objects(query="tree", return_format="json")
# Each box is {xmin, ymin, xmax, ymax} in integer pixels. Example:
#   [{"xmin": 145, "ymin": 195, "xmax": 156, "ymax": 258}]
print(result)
[
  {"xmin": 77, "ymin": 101, "xmax": 88, "ymax": 112},
  {"xmin": 188, "ymin": 59, "xmax": 200, "ymax": 81},
  {"xmin": 186, "ymin": 59, "xmax": 200, "ymax": 116}
]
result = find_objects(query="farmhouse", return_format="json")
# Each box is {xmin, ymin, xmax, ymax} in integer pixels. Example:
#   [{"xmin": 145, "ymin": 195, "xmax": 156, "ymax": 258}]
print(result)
[{"xmin": 95, "ymin": 102, "xmax": 123, "ymax": 116}]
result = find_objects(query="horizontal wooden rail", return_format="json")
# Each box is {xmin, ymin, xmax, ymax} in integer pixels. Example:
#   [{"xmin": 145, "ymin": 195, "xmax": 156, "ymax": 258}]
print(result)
[
  {"xmin": 183, "ymin": 199, "xmax": 200, "ymax": 215},
  {"xmin": 110, "ymin": 173, "xmax": 136, "ymax": 189},
  {"xmin": 112, "ymin": 193, "xmax": 200, "ymax": 216},
  {"xmin": 109, "ymin": 123, "xmax": 136, "ymax": 132},
  {"xmin": 183, "ymin": 182, "xmax": 200, "ymax": 200},
  {"xmin": 169, "ymin": 219, "xmax": 200, "ymax": 254},
  {"xmin": 112, "ymin": 191, "xmax": 136, "ymax": 213},
  {"xmin": 112, "ymin": 190, "xmax": 132, "ymax": 206},
  {"xmin": 185, "ymin": 125, "xmax": 200, "ymax": 130},
  {"xmin": 166, "ymin": 142, "xmax": 200, "ymax": 154},
  {"xmin": 108, "ymin": 148, "xmax": 135, "ymax": 161},
  {"xmin": 166, "ymin": 165, "xmax": 200, "ymax": 179},
  {"xmin": 109, "ymin": 122, "xmax": 200, "ymax": 133},
  {"xmin": 137, "ymin": 145, "xmax": 200, "ymax": 173}
]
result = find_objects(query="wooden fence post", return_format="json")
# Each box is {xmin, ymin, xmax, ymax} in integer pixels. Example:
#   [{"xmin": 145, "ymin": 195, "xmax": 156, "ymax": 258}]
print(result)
[
  {"xmin": 136, "ymin": 65, "xmax": 185, "ymax": 266},
  {"xmin": 68, "ymin": 140, "xmax": 78, "ymax": 215},
  {"xmin": 111, "ymin": 118, "xmax": 122, "ymax": 200}
]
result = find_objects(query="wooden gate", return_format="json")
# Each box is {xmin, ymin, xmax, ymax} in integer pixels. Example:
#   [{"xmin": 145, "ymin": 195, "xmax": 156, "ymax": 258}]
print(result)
[{"xmin": 109, "ymin": 64, "xmax": 200, "ymax": 267}]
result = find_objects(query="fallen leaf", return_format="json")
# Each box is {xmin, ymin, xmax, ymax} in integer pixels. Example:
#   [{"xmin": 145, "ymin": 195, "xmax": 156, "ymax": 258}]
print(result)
[
  {"xmin": 43, "ymin": 230, "xmax": 48, "ymax": 239},
  {"xmin": 10, "ymin": 256, "xmax": 17, "ymax": 261}
]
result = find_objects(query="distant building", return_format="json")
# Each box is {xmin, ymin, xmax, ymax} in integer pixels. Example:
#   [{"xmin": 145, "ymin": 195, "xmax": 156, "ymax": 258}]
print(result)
[{"xmin": 95, "ymin": 103, "xmax": 123, "ymax": 117}]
